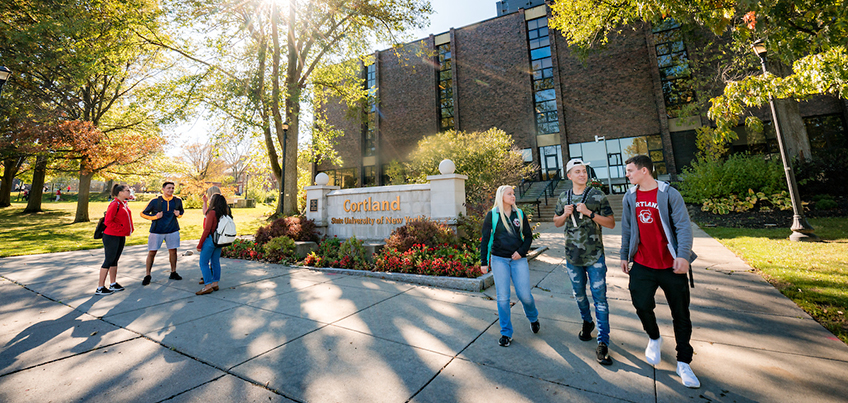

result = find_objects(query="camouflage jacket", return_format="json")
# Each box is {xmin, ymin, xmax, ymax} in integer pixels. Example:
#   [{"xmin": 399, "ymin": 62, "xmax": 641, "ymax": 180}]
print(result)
[{"xmin": 554, "ymin": 187, "xmax": 614, "ymax": 266}]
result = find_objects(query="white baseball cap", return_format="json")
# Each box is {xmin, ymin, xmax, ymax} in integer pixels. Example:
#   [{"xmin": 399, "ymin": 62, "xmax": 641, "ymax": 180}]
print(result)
[{"xmin": 566, "ymin": 158, "xmax": 590, "ymax": 174}]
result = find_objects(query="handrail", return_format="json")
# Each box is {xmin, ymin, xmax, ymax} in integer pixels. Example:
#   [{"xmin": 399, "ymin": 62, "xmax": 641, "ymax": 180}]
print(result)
[
  {"xmin": 539, "ymin": 172, "xmax": 561, "ymax": 206},
  {"xmin": 518, "ymin": 178, "xmax": 531, "ymax": 198}
]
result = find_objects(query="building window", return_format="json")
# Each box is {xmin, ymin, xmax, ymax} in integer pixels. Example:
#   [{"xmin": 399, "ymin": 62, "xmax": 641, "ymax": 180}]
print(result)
[
  {"xmin": 520, "ymin": 148, "xmax": 533, "ymax": 163},
  {"xmin": 569, "ymin": 135, "xmax": 667, "ymax": 193},
  {"xmin": 338, "ymin": 168, "xmax": 358, "ymax": 189},
  {"xmin": 804, "ymin": 114, "xmax": 847, "ymax": 154},
  {"xmin": 363, "ymin": 63, "xmax": 377, "ymax": 157},
  {"xmin": 363, "ymin": 165, "xmax": 376, "ymax": 186},
  {"xmin": 653, "ymin": 19, "xmax": 695, "ymax": 118},
  {"xmin": 527, "ymin": 17, "xmax": 559, "ymax": 135},
  {"xmin": 437, "ymin": 43, "xmax": 455, "ymax": 131}
]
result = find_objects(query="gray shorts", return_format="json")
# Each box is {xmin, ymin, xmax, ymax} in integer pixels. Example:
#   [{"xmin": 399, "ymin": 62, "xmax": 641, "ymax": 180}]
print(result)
[{"xmin": 148, "ymin": 231, "xmax": 180, "ymax": 251}]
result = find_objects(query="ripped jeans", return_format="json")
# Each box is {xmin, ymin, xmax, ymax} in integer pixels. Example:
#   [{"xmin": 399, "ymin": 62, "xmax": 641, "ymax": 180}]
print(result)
[{"xmin": 566, "ymin": 254, "xmax": 610, "ymax": 344}]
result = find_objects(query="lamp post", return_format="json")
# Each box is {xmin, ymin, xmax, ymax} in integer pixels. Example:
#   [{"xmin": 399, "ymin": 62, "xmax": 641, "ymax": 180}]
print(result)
[
  {"xmin": 594, "ymin": 135, "xmax": 613, "ymax": 192},
  {"xmin": 751, "ymin": 40, "xmax": 818, "ymax": 242},
  {"xmin": 0, "ymin": 66, "xmax": 11, "ymax": 96},
  {"xmin": 277, "ymin": 123, "xmax": 289, "ymax": 216}
]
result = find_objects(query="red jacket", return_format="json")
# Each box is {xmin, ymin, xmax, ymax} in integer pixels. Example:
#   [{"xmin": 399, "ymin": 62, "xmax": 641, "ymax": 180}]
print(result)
[
  {"xmin": 197, "ymin": 210, "xmax": 218, "ymax": 249},
  {"xmin": 104, "ymin": 199, "xmax": 134, "ymax": 237}
]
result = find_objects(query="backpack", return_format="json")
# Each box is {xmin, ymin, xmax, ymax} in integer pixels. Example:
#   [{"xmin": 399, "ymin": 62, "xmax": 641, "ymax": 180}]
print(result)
[{"xmin": 212, "ymin": 214, "xmax": 237, "ymax": 247}]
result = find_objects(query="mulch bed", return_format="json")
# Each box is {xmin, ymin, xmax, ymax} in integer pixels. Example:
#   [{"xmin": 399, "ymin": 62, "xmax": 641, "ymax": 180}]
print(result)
[{"xmin": 687, "ymin": 201, "xmax": 848, "ymax": 229}]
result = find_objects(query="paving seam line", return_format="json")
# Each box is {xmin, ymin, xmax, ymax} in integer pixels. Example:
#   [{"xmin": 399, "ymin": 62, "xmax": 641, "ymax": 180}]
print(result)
[
  {"xmin": 0, "ymin": 336, "xmax": 143, "ymax": 379},
  {"xmin": 155, "ymin": 374, "xmax": 228, "ymax": 403}
]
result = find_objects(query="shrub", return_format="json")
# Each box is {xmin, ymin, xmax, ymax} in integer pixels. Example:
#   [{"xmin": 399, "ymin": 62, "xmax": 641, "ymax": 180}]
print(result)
[
  {"xmin": 261, "ymin": 236, "xmax": 297, "ymax": 263},
  {"xmin": 255, "ymin": 216, "xmax": 320, "ymax": 244},
  {"xmin": 679, "ymin": 153, "xmax": 786, "ymax": 203},
  {"xmin": 301, "ymin": 237, "xmax": 368, "ymax": 270},
  {"xmin": 795, "ymin": 149, "xmax": 848, "ymax": 197},
  {"xmin": 384, "ymin": 218, "xmax": 458, "ymax": 253},
  {"xmin": 700, "ymin": 190, "xmax": 794, "ymax": 214},
  {"xmin": 222, "ymin": 238, "xmax": 263, "ymax": 260}
]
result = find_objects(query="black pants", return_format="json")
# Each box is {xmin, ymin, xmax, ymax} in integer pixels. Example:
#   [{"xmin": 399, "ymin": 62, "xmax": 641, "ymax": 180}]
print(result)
[
  {"xmin": 102, "ymin": 234, "xmax": 126, "ymax": 269},
  {"xmin": 629, "ymin": 262, "xmax": 693, "ymax": 363}
]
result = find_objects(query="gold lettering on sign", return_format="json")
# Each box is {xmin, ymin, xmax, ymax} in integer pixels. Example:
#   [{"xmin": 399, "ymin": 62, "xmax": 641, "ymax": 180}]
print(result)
[{"xmin": 343, "ymin": 196, "xmax": 401, "ymax": 212}]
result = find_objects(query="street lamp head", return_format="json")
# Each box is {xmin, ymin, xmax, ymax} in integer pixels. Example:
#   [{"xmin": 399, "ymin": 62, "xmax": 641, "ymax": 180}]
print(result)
[
  {"xmin": 0, "ymin": 66, "xmax": 11, "ymax": 83},
  {"xmin": 752, "ymin": 39, "xmax": 767, "ymax": 59},
  {"xmin": 282, "ymin": 123, "xmax": 289, "ymax": 131}
]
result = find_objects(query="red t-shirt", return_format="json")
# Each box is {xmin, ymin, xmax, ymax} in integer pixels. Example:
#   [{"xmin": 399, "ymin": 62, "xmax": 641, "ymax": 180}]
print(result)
[{"xmin": 634, "ymin": 188, "xmax": 674, "ymax": 269}]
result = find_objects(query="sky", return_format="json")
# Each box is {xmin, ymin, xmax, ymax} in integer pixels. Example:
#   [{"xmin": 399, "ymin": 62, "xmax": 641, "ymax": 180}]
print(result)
[{"xmin": 167, "ymin": 0, "xmax": 499, "ymax": 156}]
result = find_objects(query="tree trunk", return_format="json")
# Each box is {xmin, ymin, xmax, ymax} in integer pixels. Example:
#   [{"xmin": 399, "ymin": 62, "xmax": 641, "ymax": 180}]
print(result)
[
  {"xmin": 772, "ymin": 63, "xmax": 812, "ymax": 161},
  {"xmin": 283, "ymin": 96, "xmax": 300, "ymax": 215},
  {"xmin": 23, "ymin": 156, "xmax": 47, "ymax": 213},
  {"xmin": 1, "ymin": 156, "xmax": 24, "ymax": 207},
  {"xmin": 101, "ymin": 179, "xmax": 114, "ymax": 194},
  {"xmin": 74, "ymin": 170, "xmax": 93, "ymax": 223}
]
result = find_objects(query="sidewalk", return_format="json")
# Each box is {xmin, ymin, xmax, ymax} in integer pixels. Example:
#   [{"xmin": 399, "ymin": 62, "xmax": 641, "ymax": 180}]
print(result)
[{"xmin": 1, "ymin": 222, "xmax": 846, "ymax": 402}]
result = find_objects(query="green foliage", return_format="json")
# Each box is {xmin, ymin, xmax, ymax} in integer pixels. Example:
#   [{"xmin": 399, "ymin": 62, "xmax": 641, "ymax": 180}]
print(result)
[
  {"xmin": 794, "ymin": 149, "xmax": 848, "ymax": 197},
  {"xmin": 261, "ymin": 236, "xmax": 297, "ymax": 263},
  {"xmin": 816, "ymin": 198, "xmax": 838, "ymax": 210},
  {"xmin": 392, "ymin": 128, "xmax": 536, "ymax": 213},
  {"xmin": 301, "ymin": 237, "xmax": 368, "ymax": 270},
  {"xmin": 680, "ymin": 153, "xmax": 786, "ymax": 203},
  {"xmin": 700, "ymin": 189, "xmax": 794, "ymax": 215}
]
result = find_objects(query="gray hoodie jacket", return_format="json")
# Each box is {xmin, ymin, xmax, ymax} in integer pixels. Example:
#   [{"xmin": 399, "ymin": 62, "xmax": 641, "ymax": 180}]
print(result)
[{"xmin": 620, "ymin": 181, "xmax": 697, "ymax": 265}]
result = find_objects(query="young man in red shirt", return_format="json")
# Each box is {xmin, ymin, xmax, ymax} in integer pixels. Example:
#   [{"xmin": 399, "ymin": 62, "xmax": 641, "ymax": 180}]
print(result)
[{"xmin": 620, "ymin": 155, "xmax": 700, "ymax": 388}]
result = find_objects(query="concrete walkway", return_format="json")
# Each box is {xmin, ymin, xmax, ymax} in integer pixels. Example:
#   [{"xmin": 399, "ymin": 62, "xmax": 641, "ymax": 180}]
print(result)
[{"xmin": 1, "ymin": 223, "xmax": 847, "ymax": 402}]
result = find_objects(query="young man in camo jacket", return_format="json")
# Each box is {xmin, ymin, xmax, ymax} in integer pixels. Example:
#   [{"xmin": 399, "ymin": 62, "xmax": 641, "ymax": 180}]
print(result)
[{"xmin": 553, "ymin": 159, "xmax": 616, "ymax": 366}]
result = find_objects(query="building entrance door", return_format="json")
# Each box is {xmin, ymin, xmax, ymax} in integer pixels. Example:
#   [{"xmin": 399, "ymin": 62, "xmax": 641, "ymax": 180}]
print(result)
[{"xmin": 539, "ymin": 145, "xmax": 562, "ymax": 180}]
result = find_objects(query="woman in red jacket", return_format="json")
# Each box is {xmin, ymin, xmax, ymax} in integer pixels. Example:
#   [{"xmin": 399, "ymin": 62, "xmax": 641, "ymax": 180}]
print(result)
[
  {"xmin": 196, "ymin": 194, "xmax": 230, "ymax": 295},
  {"xmin": 97, "ymin": 184, "xmax": 134, "ymax": 295}
]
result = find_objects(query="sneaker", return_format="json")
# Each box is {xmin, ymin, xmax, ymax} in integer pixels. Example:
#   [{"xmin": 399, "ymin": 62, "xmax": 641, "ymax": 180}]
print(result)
[
  {"xmin": 578, "ymin": 321, "xmax": 595, "ymax": 341},
  {"xmin": 109, "ymin": 283, "xmax": 125, "ymax": 292},
  {"xmin": 498, "ymin": 335, "xmax": 511, "ymax": 347},
  {"xmin": 95, "ymin": 286, "xmax": 113, "ymax": 296},
  {"xmin": 676, "ymin": 362, "xmax": 701, "ymax": 388},
  {"xmin": 531, "ymin": 321, "xmax": 541, "ymax": 334},
  {"xmin": 142, "ymin": 275, "xmax": 151, "ymax": 286},
  {"xmin": 645, "ymin": 336, "xmax": 662, "ymax": 366},
  {"xmin": 596, "ymin": 342, "xmax": 613, "ymax": 366},
  {"xmin": 169, "ymin": 271, "xmax": 182, "ymax": 280}
]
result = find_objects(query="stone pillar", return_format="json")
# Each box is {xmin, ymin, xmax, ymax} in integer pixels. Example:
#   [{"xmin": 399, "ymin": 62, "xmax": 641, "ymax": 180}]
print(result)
[
  {"xmin": 426, "ymin": 159, "xmax": 467, "ymax": 224},
  {"xmin": 305, "ymin": 173, "xmax": 340, "ymax": 237}
]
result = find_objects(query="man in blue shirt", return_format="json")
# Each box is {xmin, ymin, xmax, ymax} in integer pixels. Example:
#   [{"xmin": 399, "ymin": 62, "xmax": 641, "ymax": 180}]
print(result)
[{"xmin": 140, "ymin": 182, "xmax": 184, "ymax": 285}]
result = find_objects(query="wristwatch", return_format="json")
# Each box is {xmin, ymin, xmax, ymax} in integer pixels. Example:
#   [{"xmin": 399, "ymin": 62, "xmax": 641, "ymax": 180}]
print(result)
[{"xmin": 589, "ymin": 211, "xmax": 596, "ymax": 219}]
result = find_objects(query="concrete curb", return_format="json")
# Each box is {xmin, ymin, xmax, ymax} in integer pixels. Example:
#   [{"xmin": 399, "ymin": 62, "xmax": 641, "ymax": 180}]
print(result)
[{"xmin": 284, "ymin": 245, "xmax": 549, "ymax": 292}]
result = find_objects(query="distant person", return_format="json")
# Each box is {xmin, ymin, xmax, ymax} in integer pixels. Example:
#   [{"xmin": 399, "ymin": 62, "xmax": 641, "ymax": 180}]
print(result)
[
  {"xmin": 553, "ymin": 159, "xmax": 616, "ymax": 366},
  {"xmin": 620, "ymin": 155, "xmax": 700, "ymax": 388},
  {"xmin": 140, "ymin": 182, "xmax": 185, "ymax": 285},
  {"xmin": 196, "ymin": 194, "xmax": 230, "ymax": 295},
  {"xmin": 55, "ymin": 189, "xmax": 61, "ymax": 202},
  {"xmin": 22, "ymin": 189, "xmax": 29, "ymax": 201},
  {"xmin": 96, "ymin": 184, "xmax": 134, "ymax": 295},
  {"xmin": 480, "ymin": 185, "xmax": 539, "ymax": 347},
  {"xmin": 67, "ymin": 185, "xmax": 71, "ymax": 192},
  {"xmin": 202, "ymin": 185, "xmax": 221, "ymax": 215}
]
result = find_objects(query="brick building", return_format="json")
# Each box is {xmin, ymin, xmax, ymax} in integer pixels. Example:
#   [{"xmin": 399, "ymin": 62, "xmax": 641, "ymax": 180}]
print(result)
[{"xmin": 316, "ymin": 2, "xmax": 848, "ymax": 193}]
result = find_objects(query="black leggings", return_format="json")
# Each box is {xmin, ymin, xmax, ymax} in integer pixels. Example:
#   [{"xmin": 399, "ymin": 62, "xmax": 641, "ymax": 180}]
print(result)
[
  {"xmin": 102, "ymin": 234, "xmax": 126, "ymax": 269},
  {"xmin": 628, "ymin": 262, "xmax": 693, "ymax": 363}
]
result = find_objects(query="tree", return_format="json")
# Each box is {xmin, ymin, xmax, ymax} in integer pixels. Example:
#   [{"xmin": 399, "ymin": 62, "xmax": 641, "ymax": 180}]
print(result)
[
  {"xmin": 549, "ymin": 0, "xmax": 848, "ymax": 159},
  {"xmin": 158, "ymin": 0, "xmax": 433, "ymax": 215},
  {"xmin": 1, "ymin": 0, "xmax": 171, "ymax": 221},
  {"xmin": 392, "ymin": 128, "xmax": 536, "ymax": 214}
]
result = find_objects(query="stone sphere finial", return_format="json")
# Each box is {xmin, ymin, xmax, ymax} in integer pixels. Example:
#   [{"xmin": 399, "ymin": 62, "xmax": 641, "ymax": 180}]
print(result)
[
  {"xmin": 315, "ymin": 172, "xmax": 330, "ymax": 185},
  {"xmin": 439, "ymin": 159, "xmax": 456, "ymax": 175}
]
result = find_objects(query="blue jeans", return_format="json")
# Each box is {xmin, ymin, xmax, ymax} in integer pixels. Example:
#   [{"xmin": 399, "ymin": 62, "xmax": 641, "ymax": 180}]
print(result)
[
  {"xmin": 566, "ymin": 254, "xmax": 610, "ymax": 344},
  {"xmin": 199, "ymin": 237, "xmax": 222, "ymax": 285},
  {"xmin": 491, "ymin": 255, "xmax": 539, "ymax": 338}
]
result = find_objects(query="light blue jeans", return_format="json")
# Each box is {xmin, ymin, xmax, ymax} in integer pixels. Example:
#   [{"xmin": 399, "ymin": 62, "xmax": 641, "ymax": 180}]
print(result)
[
  {"xmin": 491, "ymin": 255, "xmax": 539, "ymax": 338},
  {"xmin": 565, "ymin": 254, "xmax": 610, "ymax": 344},
  {"xmin": 199, "ymin": 237, "xmax": 222, "ymax": 285}
]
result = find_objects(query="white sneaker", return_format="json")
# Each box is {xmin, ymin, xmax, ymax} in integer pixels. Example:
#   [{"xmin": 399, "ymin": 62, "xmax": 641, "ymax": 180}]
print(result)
[
  {"xmin": 645, "ymin": 336, "xmax": 662, "ymax": 365},
  {"xmin": 676, "ymin": 362, "xmax": 701, "ymax": 388}
]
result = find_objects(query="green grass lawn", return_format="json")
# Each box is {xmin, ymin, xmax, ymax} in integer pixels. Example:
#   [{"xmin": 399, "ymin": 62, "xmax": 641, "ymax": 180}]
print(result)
[
  {"xmin": 701, "ymin": 217, "xmax": 848, "ymax": 344},
  {"xmin": 0, "ymin": 201, "xmax": 275, "ymax": 257}
]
